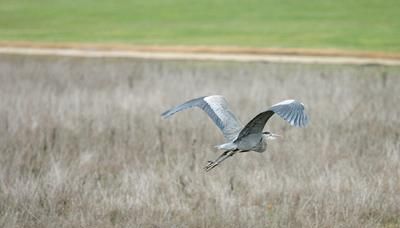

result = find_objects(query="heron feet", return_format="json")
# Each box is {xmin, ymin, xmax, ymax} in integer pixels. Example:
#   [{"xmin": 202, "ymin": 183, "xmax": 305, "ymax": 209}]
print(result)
[
  {"xmin": 204, "ymin": 150, "xmax": 237, "ymax": 172},
  {"xmin": 204, "ymin": 161, "xmax": 219, "ymax": 172}
]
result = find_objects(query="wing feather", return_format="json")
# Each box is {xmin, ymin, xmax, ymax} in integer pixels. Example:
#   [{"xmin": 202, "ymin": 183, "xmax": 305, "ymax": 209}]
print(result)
[
  {"xmin": 162, "ymin": 95, "xmax": 242, "ymax": 141},
  {"xmin": 235, "ymin": 99, "xmax": 309, "ymax": 141}
]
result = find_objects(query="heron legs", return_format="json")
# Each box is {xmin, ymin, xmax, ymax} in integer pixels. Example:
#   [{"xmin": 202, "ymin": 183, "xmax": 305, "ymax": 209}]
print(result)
[{"xmin": 204, "ymin": 149, "xmax": 238, "ymax": 172}]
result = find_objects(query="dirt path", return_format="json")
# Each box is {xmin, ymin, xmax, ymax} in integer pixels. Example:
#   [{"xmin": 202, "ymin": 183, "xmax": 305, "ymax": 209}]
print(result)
[{"xmin": 1, "ymin": 42, "xmax": 399, "ymax": 66}]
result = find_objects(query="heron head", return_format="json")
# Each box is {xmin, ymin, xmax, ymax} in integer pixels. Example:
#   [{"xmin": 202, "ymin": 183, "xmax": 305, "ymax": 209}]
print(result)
[{"xmin": 262, "ymin": 131, "xmax": 282, "ymax": 140}]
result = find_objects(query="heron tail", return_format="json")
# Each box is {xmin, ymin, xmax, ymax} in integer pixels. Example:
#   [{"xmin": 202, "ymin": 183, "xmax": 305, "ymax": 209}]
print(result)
[{"xmin": 215, "ymin": 142, "xmax": 237, "ymax": 150}]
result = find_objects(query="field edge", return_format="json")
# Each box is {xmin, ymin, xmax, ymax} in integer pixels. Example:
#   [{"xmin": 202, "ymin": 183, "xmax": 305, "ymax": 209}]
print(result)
[{"xmin": 1, "ymin": 41, "xmax": 400, "ymax": 61}]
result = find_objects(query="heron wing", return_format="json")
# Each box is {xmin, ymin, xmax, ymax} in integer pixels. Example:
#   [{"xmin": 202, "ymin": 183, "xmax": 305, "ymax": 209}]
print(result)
[
  {"xmin": 236, "ymin": 99, "xmax": 309, "ymax": 140},
  {"xmin": 161, "ymin": 95, "xmax": 243, "ymax": 141}
]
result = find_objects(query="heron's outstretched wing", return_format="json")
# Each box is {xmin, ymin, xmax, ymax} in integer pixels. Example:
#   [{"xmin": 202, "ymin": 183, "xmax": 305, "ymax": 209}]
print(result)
[
  {"xmin": 161, "ymin": 95, "xmax": 243, "ymax": 141},
  {"xmin": 236, "ymin": 99, "xmax": 309, "ymax": 140}
]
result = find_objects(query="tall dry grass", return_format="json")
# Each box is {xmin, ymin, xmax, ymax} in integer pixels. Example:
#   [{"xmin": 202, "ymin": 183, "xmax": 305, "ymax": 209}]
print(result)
[{"xmin": 0, "ymin": 54, "xmax": 399, "ymax": 227}]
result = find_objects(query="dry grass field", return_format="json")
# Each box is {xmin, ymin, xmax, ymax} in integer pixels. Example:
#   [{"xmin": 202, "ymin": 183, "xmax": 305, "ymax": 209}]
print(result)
[{"xmin": 0, "ymin": 54, "xmax": 399, "ymax": 227}]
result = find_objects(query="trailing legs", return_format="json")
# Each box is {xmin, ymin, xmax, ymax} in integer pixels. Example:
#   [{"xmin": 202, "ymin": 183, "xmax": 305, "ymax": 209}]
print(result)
[{"xmin": 204, "ymin": 149, "xmax": 238, "ymax": 172}]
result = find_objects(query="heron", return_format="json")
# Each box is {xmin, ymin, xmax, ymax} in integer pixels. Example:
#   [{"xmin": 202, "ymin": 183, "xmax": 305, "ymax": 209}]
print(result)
[{"xmin": 161, "ymin": 95, "xmax": 309, "ymax": 171}]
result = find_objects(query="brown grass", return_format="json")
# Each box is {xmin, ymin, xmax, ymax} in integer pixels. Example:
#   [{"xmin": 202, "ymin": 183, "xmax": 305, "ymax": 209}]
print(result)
[{"xmin": 0, "ymin": 54, "xmax": 399, "ymax": 227}]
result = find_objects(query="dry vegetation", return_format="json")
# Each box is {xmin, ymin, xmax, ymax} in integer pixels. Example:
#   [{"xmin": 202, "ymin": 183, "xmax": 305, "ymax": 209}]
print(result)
[{"xmin": 0, "ymin": 54, "xmax": 399, "ymax": 227}]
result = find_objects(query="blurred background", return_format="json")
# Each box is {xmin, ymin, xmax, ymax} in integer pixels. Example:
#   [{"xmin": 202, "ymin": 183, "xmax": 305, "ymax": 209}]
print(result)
[
  {"xmin": 0, "ymin": 1, "xmax": 399, "ymax": 227},
  {"xmin": 1, "ymin": 0, "xmax": 399, "ymax": 52}
]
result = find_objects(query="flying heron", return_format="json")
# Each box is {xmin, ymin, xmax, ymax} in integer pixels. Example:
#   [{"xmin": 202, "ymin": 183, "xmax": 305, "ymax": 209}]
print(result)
[{"xmin": 161, "ymin": 95, "xmax": 309, "ymax": 171}]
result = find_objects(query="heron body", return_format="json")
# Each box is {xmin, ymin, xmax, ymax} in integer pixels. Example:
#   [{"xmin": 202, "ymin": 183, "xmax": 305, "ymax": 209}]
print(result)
[
  {"xmin": 161, "ymin": 95, "xmax": 309, "ymax": 171},
  {"xmin": 235, "ymin": 133, "xmax": 266, "ymax": 152},
  {"xmin": 217, "ymin": 133, "xmax": 266, "ymax": 152}
]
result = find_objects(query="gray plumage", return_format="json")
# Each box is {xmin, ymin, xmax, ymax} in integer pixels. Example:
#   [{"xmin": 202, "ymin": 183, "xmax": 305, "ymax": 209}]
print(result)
[
  {"xmin": 236, "ymin": 99, "xmax": 308, "ymax": 140},
  {"xmin": 161, "ymin": 95, "xmax": 242, "ymax": 142},
  {"xmin": 162, "ymin": 95, "xmax": 309, "ymax": 171}
]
